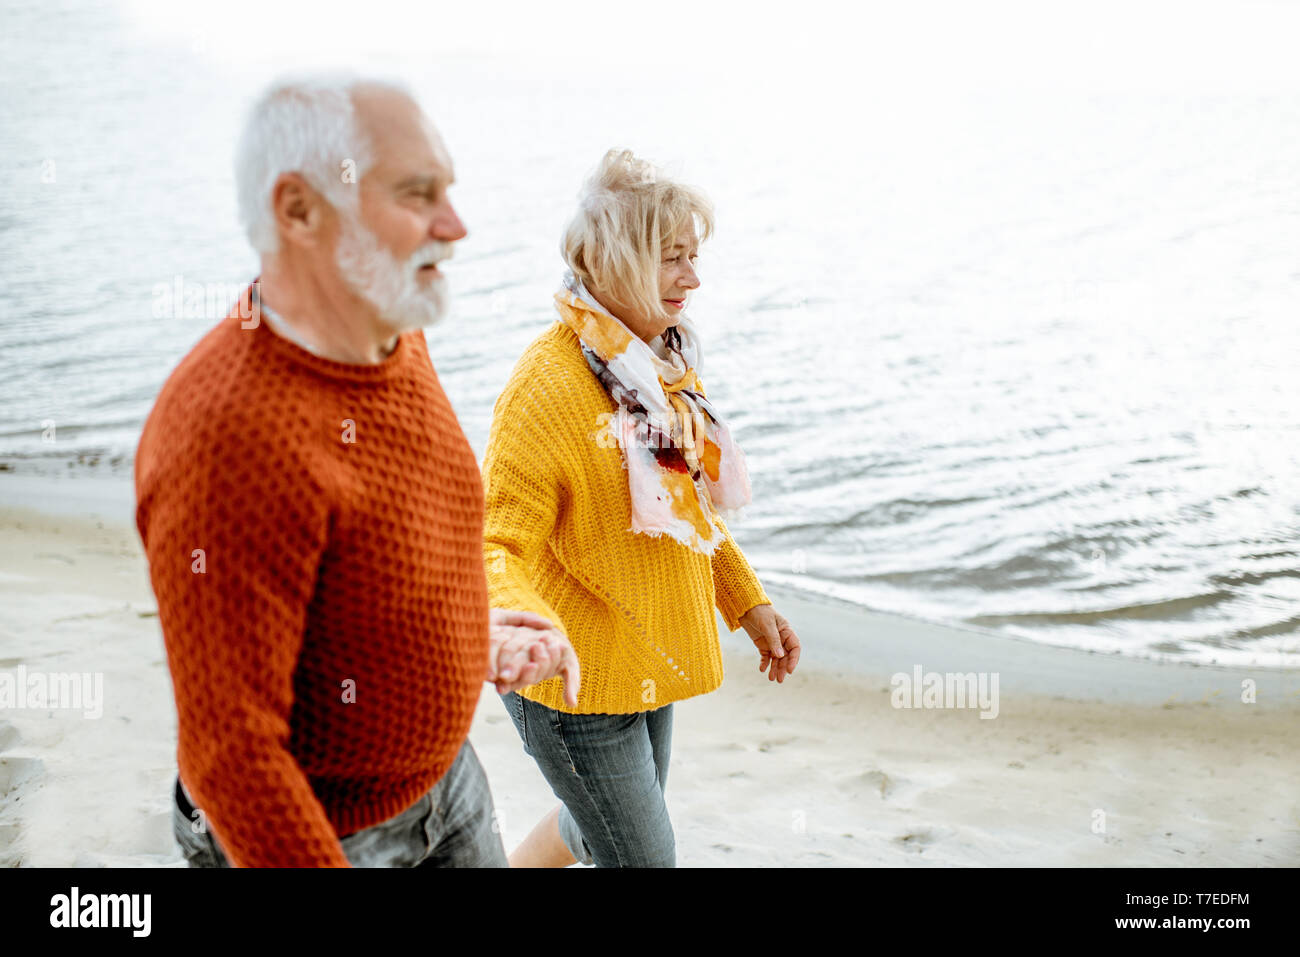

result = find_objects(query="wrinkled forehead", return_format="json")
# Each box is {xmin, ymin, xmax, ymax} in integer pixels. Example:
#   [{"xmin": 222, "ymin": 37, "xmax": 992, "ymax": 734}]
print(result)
[{"xmin": 354, "ymin": 86, "xmax": 454, "ymax": 184}]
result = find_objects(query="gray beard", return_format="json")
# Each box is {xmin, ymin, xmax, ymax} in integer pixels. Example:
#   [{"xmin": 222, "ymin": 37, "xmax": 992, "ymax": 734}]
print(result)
[{"xmin": 333, "ymin": 214, "xmax": 450, "ymax": 331}]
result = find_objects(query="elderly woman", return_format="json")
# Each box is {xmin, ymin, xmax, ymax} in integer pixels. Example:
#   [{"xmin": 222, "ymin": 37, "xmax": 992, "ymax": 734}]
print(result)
[{"xmin": 481, "ymin": 148, "xmax": 801, "ymax": 868}]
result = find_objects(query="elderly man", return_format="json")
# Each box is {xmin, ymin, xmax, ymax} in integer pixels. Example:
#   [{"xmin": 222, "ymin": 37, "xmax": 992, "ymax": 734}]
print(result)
[{"xmin": 135, "ymin": 74, "xmax": 579, "ymax": 867}]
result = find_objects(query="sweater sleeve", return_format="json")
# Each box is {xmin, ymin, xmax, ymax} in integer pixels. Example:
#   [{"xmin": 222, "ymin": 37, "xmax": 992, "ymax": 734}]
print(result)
[
  {"xmin": 710, "ymin": 512, "xmax": 772, "ymax": 631},
  {"xmin": 481, "ymin": 365, "xmax": 568, "ymax": 635},
  {"xmin": 691, "ymin": 374, "xmax": 771, "ymax": 631},
  {"xmin": 136, "ymin": 421, "xmax": 350, "ymax": 868}
]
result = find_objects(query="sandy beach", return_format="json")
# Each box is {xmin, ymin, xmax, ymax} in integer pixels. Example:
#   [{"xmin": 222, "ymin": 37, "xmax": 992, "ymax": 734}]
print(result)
[{"xmin": 1, "ymin": 478, "xmax": 1297, "ymax": 867}]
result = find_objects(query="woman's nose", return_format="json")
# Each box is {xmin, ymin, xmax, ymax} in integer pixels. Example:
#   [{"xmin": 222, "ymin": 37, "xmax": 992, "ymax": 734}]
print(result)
[{"xmin": 680, "ymin": 264, "xmax": 700, "ymax": 289}]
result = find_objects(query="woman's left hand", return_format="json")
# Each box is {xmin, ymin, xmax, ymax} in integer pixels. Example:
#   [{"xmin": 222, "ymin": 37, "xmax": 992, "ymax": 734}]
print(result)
[{"xmin": 738, "ymin": 604, "xmax": 801, "ymax": 683}]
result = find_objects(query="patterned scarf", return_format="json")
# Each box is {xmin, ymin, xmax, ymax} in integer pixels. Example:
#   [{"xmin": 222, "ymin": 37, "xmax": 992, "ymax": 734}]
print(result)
[{"xmin": 553, "ymin": 270, "xmax": 752, "ymax": 554}]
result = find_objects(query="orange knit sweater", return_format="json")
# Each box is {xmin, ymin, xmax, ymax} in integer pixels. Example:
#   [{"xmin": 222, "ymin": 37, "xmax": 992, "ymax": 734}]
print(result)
[{"xmin": 135, "ymin": 282, "xmax": 489, "ymax": 867}]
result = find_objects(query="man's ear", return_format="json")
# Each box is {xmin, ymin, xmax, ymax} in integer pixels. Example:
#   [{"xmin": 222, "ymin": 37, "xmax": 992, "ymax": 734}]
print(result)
[{"xmin": 270, "ymin": 172, "xmax": 328, "ymax": 249}]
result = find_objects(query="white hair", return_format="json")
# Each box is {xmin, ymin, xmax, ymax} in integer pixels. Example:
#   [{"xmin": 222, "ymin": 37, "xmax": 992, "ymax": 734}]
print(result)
[
  {"xmin": 233, "ymin": 72, "xmax": 410, "ymax": 255},
  {"xmin": 562, "ymin": 148, "xmax": 714, "ymax": 325}
]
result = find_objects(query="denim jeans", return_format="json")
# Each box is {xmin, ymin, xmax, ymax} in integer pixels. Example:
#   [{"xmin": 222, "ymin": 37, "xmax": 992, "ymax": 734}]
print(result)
[
  {"xmin": 171, "ymin": 740, "xmax": 508, "ymax": 867},
  {"xmin": 500, "ymin": 691, "xmax": 675, "ymax": 868}
]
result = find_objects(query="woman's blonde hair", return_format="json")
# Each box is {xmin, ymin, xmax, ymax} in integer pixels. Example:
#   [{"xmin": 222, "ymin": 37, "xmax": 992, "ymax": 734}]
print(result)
[{"xmin": 562, "ymin": 149, "xmax": 715, "ymax": 324}]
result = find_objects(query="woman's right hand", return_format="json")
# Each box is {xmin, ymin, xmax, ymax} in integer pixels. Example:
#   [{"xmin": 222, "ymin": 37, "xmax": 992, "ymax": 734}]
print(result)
[{"xmin": 487, "ymin": 608, "xmax": 582, "ymax": 707}]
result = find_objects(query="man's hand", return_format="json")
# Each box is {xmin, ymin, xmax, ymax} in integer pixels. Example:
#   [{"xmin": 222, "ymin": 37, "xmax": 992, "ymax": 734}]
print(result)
[
  {"xmin": 738, "ymin": 604, "xmax": 801, "ymax": 683},
  {"xmin": 487, "ymin": 608, "xmax": 581, "ymax": 707}
]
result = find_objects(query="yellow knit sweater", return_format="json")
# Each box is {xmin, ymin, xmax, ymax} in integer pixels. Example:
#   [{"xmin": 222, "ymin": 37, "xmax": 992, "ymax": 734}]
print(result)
[{"xmin": 481, "ymin": 320, "xmax": 771, "ymax": 714}]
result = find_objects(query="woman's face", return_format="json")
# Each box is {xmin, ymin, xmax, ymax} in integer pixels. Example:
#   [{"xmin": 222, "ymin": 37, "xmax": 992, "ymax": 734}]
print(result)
[
  {"xmin": 592, "ymin": 224, "xmax": 701, "ymax": 344},
  {"xmin": 658, "ymin": 224, "xmax": 701, "ymax": 322}
]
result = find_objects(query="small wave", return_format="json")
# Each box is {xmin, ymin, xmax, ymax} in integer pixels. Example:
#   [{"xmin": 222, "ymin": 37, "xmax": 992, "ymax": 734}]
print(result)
[
  {"xmin": 754, "ymin": 494, "xmax": 994, "ymax": 542},
  {"xmin": 1221, "ymin": 613, "xmax": 1300, "ymax": 642},
  {"xmin": 965, "ymin": 590, "xmax": 1235, "ymax": 627},
  {"xmin": 749, "ymin": 294, "xmax": 834, "ymax": 313},
  {"xmin": 1241, "ymin": 549, "xmax": 1297, "ymax": 561},
  {"xmin": 452, "ymin": 243, "xmax": 530, "ymax": 264},
  {"xmin": 1208, "ymin": 567, "xmax": 1300, "ymax": 589},
  {"xmin": 456, "ymin": 279, "xmax": 530, "ymax": 298}
]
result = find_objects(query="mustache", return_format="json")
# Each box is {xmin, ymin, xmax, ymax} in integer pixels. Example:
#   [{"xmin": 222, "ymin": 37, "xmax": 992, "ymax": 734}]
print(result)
[{"xmin": 409, "ymin": 240, "xmax": 456, "ymax": 271}]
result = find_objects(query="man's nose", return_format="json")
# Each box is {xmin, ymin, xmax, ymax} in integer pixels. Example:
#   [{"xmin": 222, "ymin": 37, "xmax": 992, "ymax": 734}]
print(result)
[{"xmin": 432, "ymin": 200, "xmax": 468, "ymax": 242}]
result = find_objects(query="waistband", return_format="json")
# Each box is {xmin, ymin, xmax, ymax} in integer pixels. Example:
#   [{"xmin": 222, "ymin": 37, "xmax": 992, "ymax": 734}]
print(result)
[
  {"xmin": 174, "ymin": 776, "xmax": 197, "ymax": 819},
  {"xmin": 174, "ymin": 776, "xmax": 361, "ymax": 838}
]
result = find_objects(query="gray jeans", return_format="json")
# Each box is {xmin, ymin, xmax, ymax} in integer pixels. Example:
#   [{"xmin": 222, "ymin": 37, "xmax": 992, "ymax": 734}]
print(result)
[
  {"xmin": 501, "ymin": 691, "xmax": 675, "ymax": 868},
  {"xmin": 171, "ymin": 740, "xmax": 508, "ymax": 867}
]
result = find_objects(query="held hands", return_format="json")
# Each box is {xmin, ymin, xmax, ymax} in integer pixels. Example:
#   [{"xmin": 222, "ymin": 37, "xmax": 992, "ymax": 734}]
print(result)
[
  {"xmin": 487, "ymin": 608, "xmax": 581, "ymax": 707},
  {"xmin": 738, "ymin": 604, "xmax": 801, "ymax": 683}
]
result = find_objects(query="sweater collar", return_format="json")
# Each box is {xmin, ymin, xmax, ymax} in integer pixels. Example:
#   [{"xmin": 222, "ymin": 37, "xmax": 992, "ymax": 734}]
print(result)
[{"xmin": 235, "ymin": 279, "xmax": 421, "ymax": 384}]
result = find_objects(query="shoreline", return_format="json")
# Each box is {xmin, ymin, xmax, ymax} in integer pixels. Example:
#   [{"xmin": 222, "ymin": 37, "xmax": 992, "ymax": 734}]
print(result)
[
  {"xmin": 3, "ymin": 471, "xmax": 1297, "ymax": 679},
  {"xmin": 1, "ymin": 493, "xmax": 1297, "ymax": 866}
]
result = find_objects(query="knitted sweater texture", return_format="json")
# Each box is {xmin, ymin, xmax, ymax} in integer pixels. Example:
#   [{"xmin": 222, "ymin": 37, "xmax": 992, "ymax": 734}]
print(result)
[
  {"xmin": 135, "ymin": 284, "xmax": 489, "ymax": 867},
  {"xmin": 482, "ymin": 320, "xmax": 770, "ymax": 714}
]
